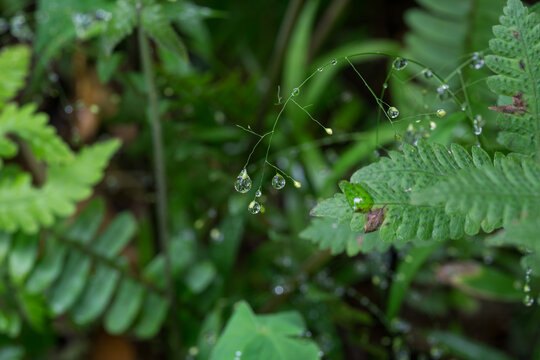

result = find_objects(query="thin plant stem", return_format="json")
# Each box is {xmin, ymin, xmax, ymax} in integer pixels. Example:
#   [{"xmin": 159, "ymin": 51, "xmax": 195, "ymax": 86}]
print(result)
[{"xmin": 137, "ymin": 14, "xmax": 181, "ymax": 358}]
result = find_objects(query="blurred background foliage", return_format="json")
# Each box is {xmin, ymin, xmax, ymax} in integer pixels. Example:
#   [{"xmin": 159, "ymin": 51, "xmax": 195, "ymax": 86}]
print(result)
[{"xmin": 0, "ymin": 0, "xmax": 539, "ymax": 359}]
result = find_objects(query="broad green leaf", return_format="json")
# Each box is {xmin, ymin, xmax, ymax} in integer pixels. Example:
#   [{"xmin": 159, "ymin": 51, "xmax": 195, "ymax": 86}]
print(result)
[
  {"xmin": 47, "ymin": 251, "xmax": 91, "ymax": 315},
  {"xmin": 25, "ymin": 239, "xmax": 67, "ymax": 294},
  {"xmin": 428, "ymin": 331, "xmax": 513, "ymax": 360},
  {"xmin": 132, "ymin": 292, "xmax": 168, "ymax": 338},
  {"xmin": 104, "ymin": 278, "xmax": 144, "ymax": 334},
  {"xmin": 211, "ymin": 301, "xmax": 319, "ymax": 360},
  {"xmin": 185, "ymin": 261, "xmax": 216, "ymax": 294},
  {"xmin": 8, "ymin": 233, "xmax": 38, "ymax": 285}
]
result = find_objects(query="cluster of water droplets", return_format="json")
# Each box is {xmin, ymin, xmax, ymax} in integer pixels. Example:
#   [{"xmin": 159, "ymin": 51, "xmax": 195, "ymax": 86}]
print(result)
[
  {"xmin": 8, "ymin": 13, "xmax": 33, "ymax": 41},
  {"xmin": 470, "ymin": 52, "xmax": 485, "ymax": 70},
  {"xmin": 473, "ymin": 114, "xmax": 485, "ymax": 135},
  {"xmin": 523, "ymin": 268, "xmax": 534, "ymax": 306},
  {"xmin": 436, "ymin": 84, "xmax": 450, "ymax": 100},
  {"xmin": 72, "ymin": 9, "xmax": 112, "ymax": 39}
]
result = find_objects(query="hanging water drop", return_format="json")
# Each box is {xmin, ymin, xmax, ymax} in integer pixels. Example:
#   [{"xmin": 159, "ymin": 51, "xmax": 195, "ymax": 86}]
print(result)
[
  {"xmin": 383, "ymin": 83, "xmax": 388, "ymax": 89},
  {"xmin": 248, "ymin": 200, "xmax": 261, "ymax": 214},
  {"xmin": 291, "ymin": 87, "xmax": 300, "ymax": 96},
  {"xmin": 325, "ymin": 128, "xmax": 333, "ymax": 135},
  {"xmin": 436, "ymin": 109, "xmax": 446, "ymax": 118},
  {"xmin": 436, "ymin": 84, "xmax": 450, "ymax": 100},
  {"xmin": 272, "ymin": 173, "xmax": 286, "ymax": 190},
  {"xmin": 422, "ymin": 68, "xmax": 433, "ymax": 79},
  {"xmin": 429, "ymin": 121, "xmax": 437, "ymax": 130},
  {"xmin": 392, "ymin": 57, "xmax": 408, "ymax": 71},
  {"xmin": 470, "ymin": 52, "xmax": 485, "ymax": 70},
  {"xmin": 473, "ymin": 114, "xmax": 485, "ymax": 135},
  {"xmin": 524, "ymin": 294, "xmax": 534, "ymax": 306},
  {"xmin": 387, "ymin": 106, "xmax": 399, "ymax": 119},
  {"xmin": 255, "ymin": 190, "xmax": 262, "ymax": 197},
  {"xmin": 293, "ymin": 180, "xmax": 302, "ymax": 188},
  {"xmin": 234, "ymin": 169, "xmax": 252, "ymax": 193},
  {"xmin": 331, "ymin": 59, "xmax": 338, "ymax": 65}
]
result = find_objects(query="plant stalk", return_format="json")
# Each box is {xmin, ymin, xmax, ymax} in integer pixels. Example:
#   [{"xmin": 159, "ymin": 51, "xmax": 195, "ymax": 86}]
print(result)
[{"xmin": 137, "ymin": 17, "xmax": 181, "ymax": 358}]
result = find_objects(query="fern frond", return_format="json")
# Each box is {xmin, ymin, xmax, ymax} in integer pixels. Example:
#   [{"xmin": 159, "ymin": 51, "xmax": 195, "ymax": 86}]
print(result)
[
  {"xmin": 304, "ymin": 141, "xmax": 509, "ymax": 252},
  {"xmin": 102, "ymin": 0, "xmax": 137, "ymax": 56},
  {"xmin": 0, "ymin": 45, "xmax": 30, "ymax": 106},
  {"xmin": 141, "ymin": 2, "xmax": 189, "ymax": 62},
  {"xmin": 0, "ymin": 140, "xmax": 120, "ymax": 233},
  {"xmin": 0, "ymin": 199, "xmax": 169, "ymax": 338},
  {"xmin": 412, "ymin": 155, "xmax": 540, "ymax": 230},
  {"xmin": 485, "ymin": 0, "xmax": 540, "ymax": 155},
  {"xmin": 0, "ymin": 103, "xmax": 73, "ymax": 163}
]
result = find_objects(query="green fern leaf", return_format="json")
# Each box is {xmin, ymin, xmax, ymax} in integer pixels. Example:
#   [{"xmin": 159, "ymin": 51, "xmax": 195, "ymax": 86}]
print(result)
[
  {"xmin": 303, "ymin": 140, "xmax": 512, "ymax": 252},
  {"xmin": 0, "ymin": 103, "xmax": 73, "ymax": 163},
  {"xmin": 0, "ymin": 140, "xmax": 120, "ymax": 233},
  {"xmin": 412, "ymin": 155, "xmax": 540, "ymax": 229},
  {"xmin": 485, "ymin": 0, "xmax": 540, "ymax": 155},
  {"xmin": 141, "ymin": 2, "xmax": 189, "ymax": 62},
  {"xmin": 0, "ymin": 199, "xmax": 169, "ymax": 338},
  {"xmin": 102, "ymin": 0, "xmax": 138, "ymax": 56},
  {"xmin": 0, "ymin": 45, "xmax": 30, "ymax": 106}
]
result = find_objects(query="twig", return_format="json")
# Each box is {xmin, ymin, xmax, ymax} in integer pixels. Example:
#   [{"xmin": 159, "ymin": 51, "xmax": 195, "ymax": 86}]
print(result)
[{"xmin": 137, "ymin": 11, "xmax": 181, "ymax": 358}]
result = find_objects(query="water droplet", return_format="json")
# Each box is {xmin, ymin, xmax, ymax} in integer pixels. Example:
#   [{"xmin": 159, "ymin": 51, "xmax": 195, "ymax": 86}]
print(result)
[
  {"xmin": 470, "ymin": 52, "xmax": 485, "ymax": 70},
  {"xmin": 436, "ymin": 84, "xmax": 450, "ymax": 100},
  {"xmin": 392, "ymin": 57, "xmax": 408, "ymax": 70},
  {"xmin": 248, "ymin": 200, "xmax": 261, "ymax": 214},
  {"xmin": 436, "ymin": 109, "xmax": 446, "ymax": 118},
  {"xmin": 293, "ymin": 180, "xmax": 302, "ymax": 188},
  {"xmin": 234, "ymin": 169, "xmax": 252, "ymax": 193},
  {"xmin": 461, "ymin": 105, "xmax": 467, "ymax": 111},
  {"xmin": 524, "ymin": 294, "xmax": 534, "ymax": 306},
  {"xmin": 255, "ymin": 190, "xmax": 262, "ymax": 197},
  {"xmin": 429, "ymin": 121, "xmax": 436, "ymax": 130},
  {"xmin": 473, "ymin": 114, "xmax": 485, "ymax": 135},
  {"xmin": 331, "ymin": 59, "xmax": 338, "ymax": 66},
  {"xmin": 387, "ymin": 106, "xmax": 399, "ymax": 119},
  {"xmin": 317, "ymin": 67, "xmax": 324, "ymax": 72},
  {"xmin": 210, "ymin": 228, "xmax": 223, "ymax": 243},
  {"xmin": 274, "ymin": 285, "xmax": 284, "ymax": 295},
  {"xmin": 325, "ymin": 128, "xmax": 333, "ymax": 135},
  {"xmin": 523, "ymin": 284, "xmax": 531, "ymax": 293},
  {"xmin": 235, "ymin": 351, "xmax": 242, "ymax": 357},
  {"xmin": 291, "ymin": 88, "xmax": 300, "ymax": 96},
  {"xmin": 422, "ymin": 68, "xmax": 433, "ymax": 78},
  {"xmin": 64, "ymin": 105, "xmax": 74, "ymax": 114},
  {"xmin": 383, "ymin": 83, "xmax": 388, "ymax": 89},
  {"xmin": 272, "ymin": 173, "xmax": 286, "ymax": 190}
]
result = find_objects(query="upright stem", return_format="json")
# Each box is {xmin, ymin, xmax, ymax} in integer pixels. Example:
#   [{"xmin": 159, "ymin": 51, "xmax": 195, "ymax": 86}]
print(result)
[{"xmin": 137, "ymin": 16, "xmax": 181, "ymax": 358}]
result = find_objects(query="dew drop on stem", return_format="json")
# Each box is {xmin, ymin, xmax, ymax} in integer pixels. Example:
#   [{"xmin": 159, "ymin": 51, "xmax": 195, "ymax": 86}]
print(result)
[
  {"xmin": 392, "ymin": 57, "xmax": 408, "ymax": 70},
  {"xmin": 234, "ymin": 169, "xmax": 252, "ymax": 193},
  {"xmin": 248, "ymin": 200, "xmax": 261, "ymax": 214},
  {"xmin": 272, "ymin": 173, "xmax": 286, "ymax": 190},
  {"xmin": 387, "ymin": 106, "xmax": 399, "ymax": 119}
]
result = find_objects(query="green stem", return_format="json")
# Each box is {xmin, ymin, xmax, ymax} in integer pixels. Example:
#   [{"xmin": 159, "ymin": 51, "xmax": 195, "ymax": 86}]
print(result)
[{"xmin": 137, "ymin": 14, "xmax": 181, "ymax": 358}]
